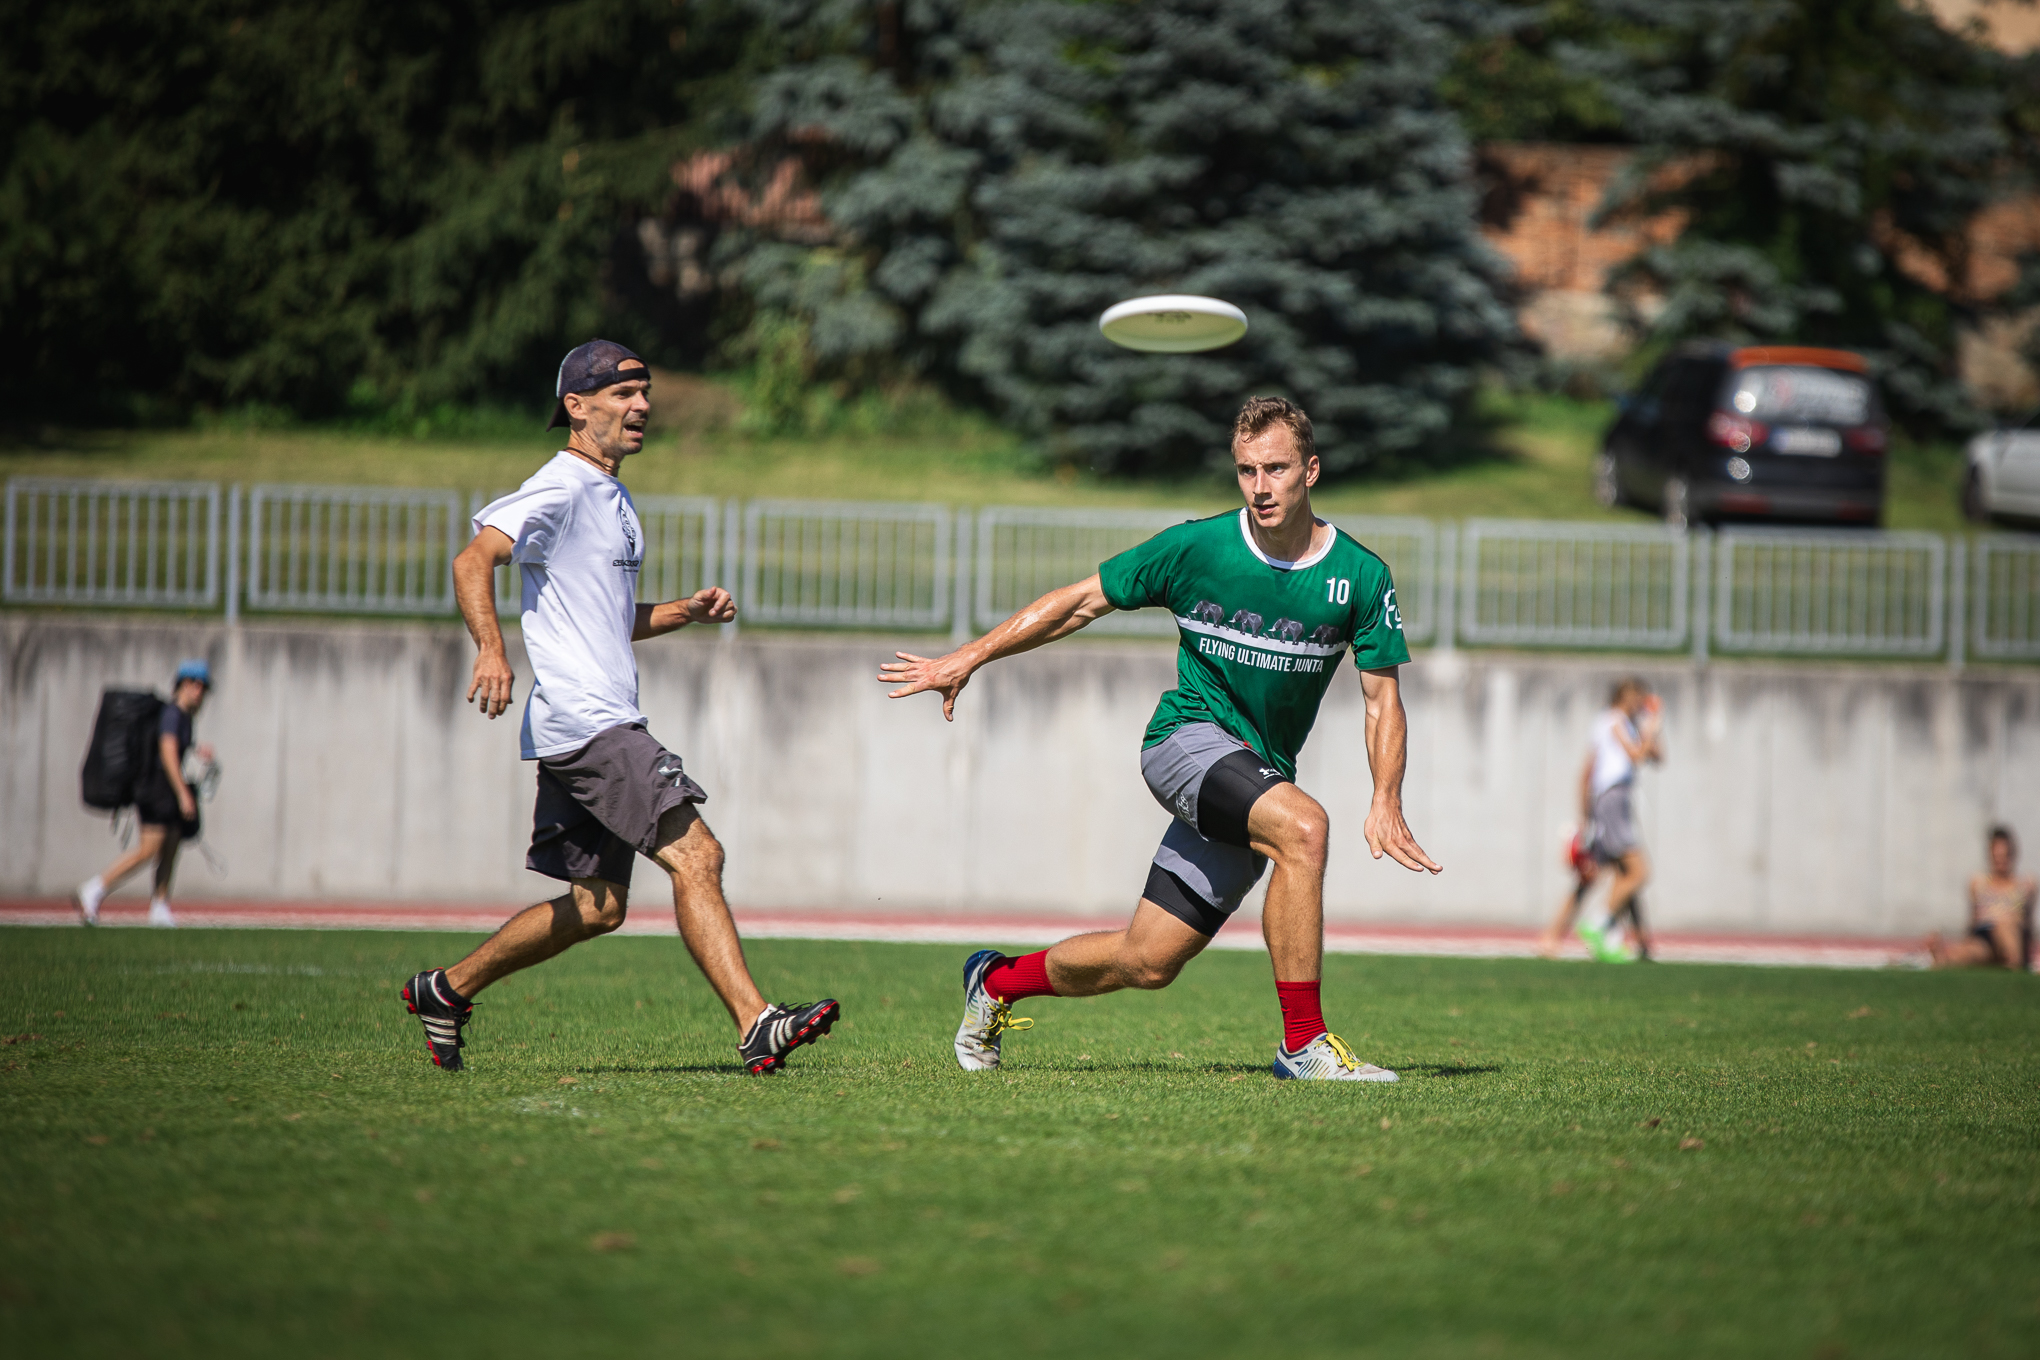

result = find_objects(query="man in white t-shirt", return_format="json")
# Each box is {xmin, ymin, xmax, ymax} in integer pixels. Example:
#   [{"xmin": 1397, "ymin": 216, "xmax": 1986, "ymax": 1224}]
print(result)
[{"xmin": 400, "ymin": 339, "xmax": 839, "ymax": 1075}]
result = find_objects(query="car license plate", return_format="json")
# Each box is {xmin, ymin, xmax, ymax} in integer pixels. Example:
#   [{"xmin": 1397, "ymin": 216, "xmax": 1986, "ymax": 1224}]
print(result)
[{"xmin": 1770, "ymin": 426, "xmax": 1841, "ymax": 456}]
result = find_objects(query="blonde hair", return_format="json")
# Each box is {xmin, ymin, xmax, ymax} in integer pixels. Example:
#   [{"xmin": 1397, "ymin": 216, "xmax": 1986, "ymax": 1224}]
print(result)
[{"xmin": 1232, "ymin": 396, "xmax": 1314, "ymax": 462}]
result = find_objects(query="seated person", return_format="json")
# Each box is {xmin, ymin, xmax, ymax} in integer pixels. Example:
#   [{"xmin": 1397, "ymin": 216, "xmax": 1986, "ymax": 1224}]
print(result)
[{"xmin": 1929, "ymin": 826, "xmax": 2035, "ymax": 970}]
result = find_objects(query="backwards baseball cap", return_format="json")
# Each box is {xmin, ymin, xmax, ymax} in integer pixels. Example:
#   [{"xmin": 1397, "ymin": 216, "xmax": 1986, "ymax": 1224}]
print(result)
[
  {"xmin": 546, "ymin": 339, "xmax": 651, "ymax": 430},
  {"xmin": 173, "ymin": 658, "xmax": 212, "ymax": 689}
]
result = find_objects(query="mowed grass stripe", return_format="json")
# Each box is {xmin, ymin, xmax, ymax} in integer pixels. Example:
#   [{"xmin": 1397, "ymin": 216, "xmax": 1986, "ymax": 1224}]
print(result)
[{"xmin": 0, "ymin": 929, "xmax": 2033, "ymax": 1359}]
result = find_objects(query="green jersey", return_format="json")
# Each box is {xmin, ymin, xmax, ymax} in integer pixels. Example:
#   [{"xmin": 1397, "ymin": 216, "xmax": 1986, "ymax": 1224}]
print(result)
[{"xmin": 1098, "ymin": 509, "xmax": 1410, "ymax": 778}]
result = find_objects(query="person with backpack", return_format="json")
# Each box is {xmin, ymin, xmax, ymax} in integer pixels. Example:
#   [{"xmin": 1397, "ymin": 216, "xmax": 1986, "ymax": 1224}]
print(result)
[{"xmin": 74, "ymin": 659, "xmax": 214, "ymax": 927}]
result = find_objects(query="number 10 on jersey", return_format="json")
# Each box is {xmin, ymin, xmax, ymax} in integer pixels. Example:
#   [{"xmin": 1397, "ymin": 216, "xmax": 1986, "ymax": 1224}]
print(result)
[{"xmin": 1325, "ymin": 577, "xmax": 1350, "ymax": 604}]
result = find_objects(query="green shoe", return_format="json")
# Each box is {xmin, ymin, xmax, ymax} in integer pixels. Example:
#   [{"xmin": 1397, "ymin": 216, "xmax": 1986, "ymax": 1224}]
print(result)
[{"xmin": 1577, "ymin": 919, "xmax": 1631, "ymax": 963}]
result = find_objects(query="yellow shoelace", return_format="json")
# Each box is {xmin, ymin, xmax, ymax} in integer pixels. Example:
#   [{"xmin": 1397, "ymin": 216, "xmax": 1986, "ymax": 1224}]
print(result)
[
  {"xmin": 1322, "ymin": 1032, "xmax": 1361, "ymax": 1071},
  {"xmin": 985, "ymin": 999, "xmax": 1034, "ymax": 1042}
]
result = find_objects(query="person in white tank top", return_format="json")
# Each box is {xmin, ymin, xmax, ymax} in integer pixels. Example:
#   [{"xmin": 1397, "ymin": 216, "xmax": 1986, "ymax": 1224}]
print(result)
[{"xmin": 1539, "ymin": 676, "xmax": 1662, "ymax": 960}]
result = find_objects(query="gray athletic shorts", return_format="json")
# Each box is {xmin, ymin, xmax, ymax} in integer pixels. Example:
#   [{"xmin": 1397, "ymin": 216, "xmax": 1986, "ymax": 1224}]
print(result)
[
  {"xmin": 1589, "ymin": 783, "xmax": 1638, "ymax": 862},
  {"xmin": 1138, "ymin": 722, "xmax": 1290, "ymax": 936},
  {"xmin": 528, "ymin": 722, "xmax": 708, "ymax": 888}
]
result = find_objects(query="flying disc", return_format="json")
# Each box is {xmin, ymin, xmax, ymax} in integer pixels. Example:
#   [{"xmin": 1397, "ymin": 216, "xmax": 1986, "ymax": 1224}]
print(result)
[{"xmin": 1098, "ymin": 295, "xmax": 1248, "ymax": 353}]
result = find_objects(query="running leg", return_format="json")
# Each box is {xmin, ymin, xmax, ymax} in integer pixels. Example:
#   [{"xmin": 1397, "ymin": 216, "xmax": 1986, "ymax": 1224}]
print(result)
[
  {"xmin": 148, "ymin": 828, "xmax": 184, "ymax": 926},
  {"xmin": 647, "ymin": 804, "xmax": 769, "ymax": 1030},
  {"xmin": 1042, "ymin": 900, "xmax": 1211, "ymax": 996},
  {"xmin": 1539, "ymin": 880, "xmax": 1595, "ymax": 958},
  {"xmin": 445, "ymin": 878, "xmax": 628, "ymax": 998},
  {"xmin": 1248, "ymin": 783, "xmax": 1330, "ymax": 984},
  {"xmin": 78, "ymin": 823, "xmax": 167, "ymax": 909},
  {"xmin": 1603, "ymin": 849, "xmax": 1650, "ymax": 929}
]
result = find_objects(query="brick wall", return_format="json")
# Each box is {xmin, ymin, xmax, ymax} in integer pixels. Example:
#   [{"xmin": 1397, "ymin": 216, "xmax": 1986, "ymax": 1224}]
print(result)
[{"xmin": 1477, "ymin": 141, "xmax": 2040, "ymax": 406}]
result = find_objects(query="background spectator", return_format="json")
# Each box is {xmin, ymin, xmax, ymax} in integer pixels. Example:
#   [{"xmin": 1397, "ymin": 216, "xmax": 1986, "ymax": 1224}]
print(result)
[
  {"xmin": 73, "ymin": 660, "xmax": 214, "ymax": 928},
  {"xmin": 1929, "ymin": 826, "xmax": 2034, "ymax": 970}
]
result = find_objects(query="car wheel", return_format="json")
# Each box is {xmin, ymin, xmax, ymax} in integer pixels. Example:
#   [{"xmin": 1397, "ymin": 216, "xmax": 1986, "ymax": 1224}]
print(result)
[
  {"xmin": 1962, "ymin": 465, "xmax": 1991, "ymax": 524},
  {"xmin": 1662, "ymin": 476, "xmax": 1689, "ymax": 530},
  {"xmin": 1594, "ymin": 453, "xmax": 1622, "ymax": 508}
]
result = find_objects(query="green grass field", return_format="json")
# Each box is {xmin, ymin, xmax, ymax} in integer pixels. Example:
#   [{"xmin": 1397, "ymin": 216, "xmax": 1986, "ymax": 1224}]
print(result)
[
  {"xmin": 0, "ymin": 382, "xmax": 1975, "ymax": 534},
  {"xmin": 2, "ymin": 928, "xmax": 2034, "ymax": 1358}
]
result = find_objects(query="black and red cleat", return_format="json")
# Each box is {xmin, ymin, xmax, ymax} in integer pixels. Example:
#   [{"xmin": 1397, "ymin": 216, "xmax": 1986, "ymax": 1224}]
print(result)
[
  {"xmin": 402, "ymin": 969, "xmax": 473, "ymax": 1071},
  {"xmin": 737, "ymin": 999, "xmax": 840, "ymax": 1074}
]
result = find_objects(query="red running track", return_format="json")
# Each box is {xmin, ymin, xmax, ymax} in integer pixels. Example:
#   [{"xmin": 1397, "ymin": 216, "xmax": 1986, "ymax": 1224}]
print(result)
[{"xmin": 0, "ymin": 897, "xmax": 1937, "ymax": 970}]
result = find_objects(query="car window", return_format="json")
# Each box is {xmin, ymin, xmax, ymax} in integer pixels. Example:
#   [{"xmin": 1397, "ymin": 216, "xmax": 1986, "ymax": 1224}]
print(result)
[
  {"xmin": 1727, "ymin": 366, "xmax": 1871, "ymax": 425},
  {"xmin": 1662, "ymin": 360, "xmax": 1725, "ymax": 424}
]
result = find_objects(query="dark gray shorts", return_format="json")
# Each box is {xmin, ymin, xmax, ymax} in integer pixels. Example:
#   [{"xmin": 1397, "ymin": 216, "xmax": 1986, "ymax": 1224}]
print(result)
[
  {"xmin": 1138, "ymin": 722, "xmax": 1288, "ymax": 935},
  {"xmin": 1589, "ymin": 783, "xmax": 1638, "ymax": 862},
  {"xmin": 528, "ymin": 723, "xmax": 708, "ymax": 888}
]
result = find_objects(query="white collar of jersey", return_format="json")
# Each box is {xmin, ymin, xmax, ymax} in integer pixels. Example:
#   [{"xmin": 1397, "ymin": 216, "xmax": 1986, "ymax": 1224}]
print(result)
[{"xmin": 1237, "ymin": 509, "xmax": 1335, "ymax": 570}]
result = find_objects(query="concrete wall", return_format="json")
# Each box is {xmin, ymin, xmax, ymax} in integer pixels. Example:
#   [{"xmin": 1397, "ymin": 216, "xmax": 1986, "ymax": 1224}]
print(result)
[{"xmin": 3, "ymin": 614, "xmax": 2035, "ymax": 936}]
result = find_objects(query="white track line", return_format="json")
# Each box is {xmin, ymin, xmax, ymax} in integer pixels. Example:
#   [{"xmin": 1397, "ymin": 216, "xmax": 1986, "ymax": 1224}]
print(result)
[{"xmin": 0, "ymin": 900, "xmax": 1938, "ymax": 970}]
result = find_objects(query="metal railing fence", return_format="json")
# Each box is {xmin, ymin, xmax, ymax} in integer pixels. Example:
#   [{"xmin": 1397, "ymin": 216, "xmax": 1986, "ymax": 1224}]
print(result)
[
  {"xmin": 742, "ymin": 499, "xmax": 950, "ymax": 630},
  {"xmin": 245, "ymin": 485, "xmax": 463, "ymax": 615},
  {"xmin": 1973, "ymin": 534, "xmax": 2040, "ymax": 661},
  {"xmin": 1328, "ymin": 516, "xmax": 1439, "ymax": 645},
  {"xmin": 8, "ymin": 475, "xmax": 2038, "ymax": 667},
  {"xmin": 1714, "ymin": 528, "xmax": 1945, "ymax": 657},
  {"xmin": 1459, "ymin": 519, "xmax": 1688, "ymax": 649},
  {"xmin": 470, "ymin": 491, "xmax": 721, "ymax": 619},
  {"xmin": 974, "ymin": 506, "xmax": 1199, "ymax": 636},
  {"xmin": 3, "ymin": 478, "xmax": 220, "ymax": 608}
]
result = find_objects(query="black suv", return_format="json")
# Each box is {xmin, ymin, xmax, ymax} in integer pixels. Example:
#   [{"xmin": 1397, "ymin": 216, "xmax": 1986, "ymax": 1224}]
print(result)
[{"xmin": 1598, "ymin": 344, "xmax": 1888, "ymax": 527}]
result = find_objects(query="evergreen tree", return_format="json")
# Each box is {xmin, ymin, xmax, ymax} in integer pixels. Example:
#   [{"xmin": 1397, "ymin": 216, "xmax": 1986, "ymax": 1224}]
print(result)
[
  {"xmin": 1553, "ymin": 0, "xmax": 2031, "ymax": 427},
  {"xmin": 734, "ymin": 0, "xmax": 1519, "ymax": 475},
  {"xmin": 0, "ymin": 0, "xmax": 771, "ymax": 421}
]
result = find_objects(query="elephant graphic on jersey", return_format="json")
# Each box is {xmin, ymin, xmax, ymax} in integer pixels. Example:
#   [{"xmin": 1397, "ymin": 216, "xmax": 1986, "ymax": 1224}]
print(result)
[
  {"xmin": 1191, "ymin": 600, "xmax": 1226, "ymax": 626},
  {"xmin": 1266, "ymin": 618, "xmax": 1304, "ymax": 643},
  {"xmin": 1308, "ymin": 624, "xmax": 1343, "ymax": 645},
  {"xmin": 1227, "ymin": 609, "xmax": 1263, "ymax": 636}
]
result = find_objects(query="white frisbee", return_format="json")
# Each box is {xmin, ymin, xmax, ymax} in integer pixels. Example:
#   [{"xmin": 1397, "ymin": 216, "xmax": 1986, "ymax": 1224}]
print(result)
[{"xmin": 1098, "ymin": 294, "xmax": 1248, "ymax": 353}]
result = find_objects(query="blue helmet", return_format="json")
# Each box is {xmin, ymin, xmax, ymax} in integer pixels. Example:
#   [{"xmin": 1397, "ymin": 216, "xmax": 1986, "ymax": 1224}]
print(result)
[{"xmin": 173, "ymin": 658, "xmax": 212, "ymax": 689}]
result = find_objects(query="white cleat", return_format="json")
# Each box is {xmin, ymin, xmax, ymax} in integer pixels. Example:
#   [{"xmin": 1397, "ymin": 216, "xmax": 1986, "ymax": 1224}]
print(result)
[
  {"xmin": 954, "ymin": 949, "xmax": 1032, "ymax": 1071},
  {"xmin": 148, "ymin": 901, "xmax": 177, "ymax": 928},
  {"xmin": 1272, "ymin": 1032, "xmax": 1397, "ymax": 1082},
  {"xmin": 74, "ymin": 878, "xmax": 104, "ymax": 927}
]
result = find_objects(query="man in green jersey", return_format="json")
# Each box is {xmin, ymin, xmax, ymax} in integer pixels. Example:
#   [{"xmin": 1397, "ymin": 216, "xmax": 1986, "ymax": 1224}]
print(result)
[{"xmin": 880, "ymin": 396, "xmax": 1442, "ymax": 1081}]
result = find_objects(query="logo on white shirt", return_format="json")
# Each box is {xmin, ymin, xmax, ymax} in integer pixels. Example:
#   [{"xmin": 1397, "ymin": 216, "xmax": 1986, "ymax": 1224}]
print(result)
[{"xmin": 613, "ymin": 501, "xmax": 642, "ymax": 573}]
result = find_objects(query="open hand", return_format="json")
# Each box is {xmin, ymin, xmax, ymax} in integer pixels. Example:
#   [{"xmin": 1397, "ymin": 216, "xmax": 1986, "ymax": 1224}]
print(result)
[
  {"xmin": 685, "ymin": 586, "xmax": 737, "ymax": 625},
  {"xmin": 468, "ymin": 650, "xmax": 516, "ymax": 719},
  {"xmin": 878, "ymin": 651, "xmax": 972, "ymax": 721},
  {"xmin": 1365, "ymin": 797, "xmax": 1442, "ymax": 874}
]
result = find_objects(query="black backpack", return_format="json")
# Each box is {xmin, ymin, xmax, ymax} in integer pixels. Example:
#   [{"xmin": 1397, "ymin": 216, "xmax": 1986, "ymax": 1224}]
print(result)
[{"xmin": 81, "ymin": 690, "xmax": 166, "ymax": 811}]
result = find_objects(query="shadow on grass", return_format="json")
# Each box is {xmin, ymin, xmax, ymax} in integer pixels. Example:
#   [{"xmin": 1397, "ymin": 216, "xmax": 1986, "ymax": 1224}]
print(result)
[{"xmin": 1393, "ymin": 1063, "xmax": 1503, "ymax": 1079}]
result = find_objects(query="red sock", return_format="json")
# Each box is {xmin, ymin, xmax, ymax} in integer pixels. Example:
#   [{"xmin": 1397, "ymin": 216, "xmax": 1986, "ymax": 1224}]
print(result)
[
  {"xmin": 1275, "ymin": 980, "xmax": 1326, "ymax": 1052},
  {"xmin": 984, "ymin": 950, "xmax": 1057, "ymax": 1002}
]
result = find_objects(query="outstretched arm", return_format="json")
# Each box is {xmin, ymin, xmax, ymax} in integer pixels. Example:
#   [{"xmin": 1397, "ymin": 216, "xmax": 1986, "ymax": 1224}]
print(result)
[
  {"xmin": 878, "ymin": 574, "xmax": 1115, "ymax": 721},
  {"xmin": 1358, "ymin": 665, "xmax": 1442, "ymax": 874},
  {"xmin": 454, "ymin": 527, "xmax": 517, "ymax": 719},
  {"xmin": 1615, "ymin": 697, "xmax": 1665, "ymax": 764},
  {"xmin": 634, "ymin": 588, "xmax": 736, "ymax": 640}
]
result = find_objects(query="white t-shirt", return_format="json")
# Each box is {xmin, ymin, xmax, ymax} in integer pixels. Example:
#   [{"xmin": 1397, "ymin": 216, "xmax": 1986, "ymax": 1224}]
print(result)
[
  {"xmin": 1589, "ymin": 708, "xmax": 1638, "ymax": 796},
  {"xmin": 476, "ymin": 452, "xmax": 645, "ymax": 759}
]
